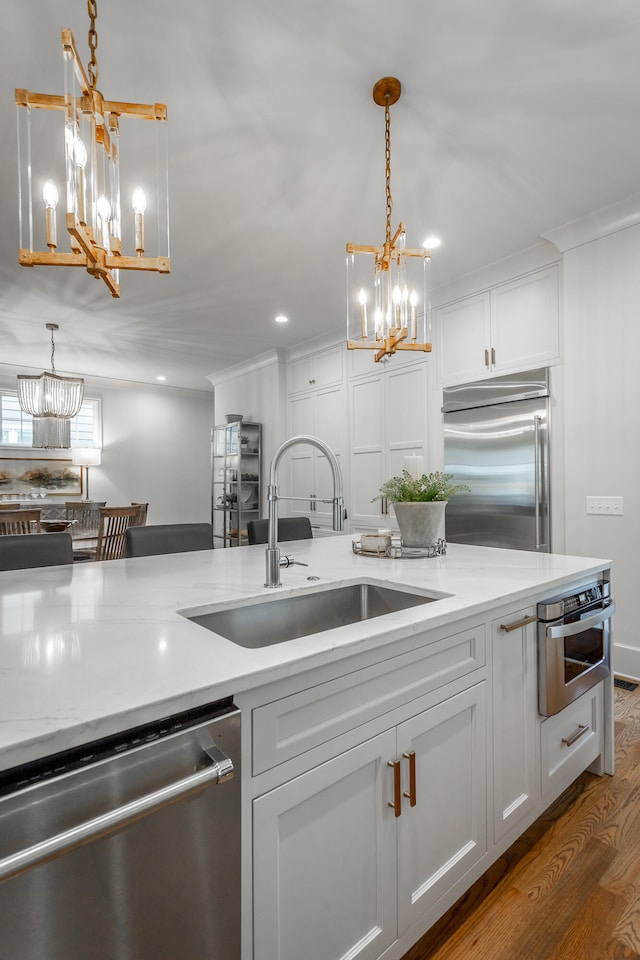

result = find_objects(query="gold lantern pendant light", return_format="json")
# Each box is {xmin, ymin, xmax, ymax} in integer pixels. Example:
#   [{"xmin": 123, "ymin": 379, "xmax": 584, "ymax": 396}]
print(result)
[
  {"xmin": 346, "ymin": 78, "xmax": 432, "ymax": 363},
  {"xmin": 17, "ymin": 323, "xmax": 85, "ymax": 450},
  {"xmin": 15, "ymin": 0, "xmax": 170, "ymax": 298}
]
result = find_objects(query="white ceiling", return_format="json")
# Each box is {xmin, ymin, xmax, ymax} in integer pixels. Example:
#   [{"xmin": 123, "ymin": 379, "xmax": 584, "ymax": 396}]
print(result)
[{"xmin": 2, "ymin": 0, "xmax": 640, "ymax": 391}]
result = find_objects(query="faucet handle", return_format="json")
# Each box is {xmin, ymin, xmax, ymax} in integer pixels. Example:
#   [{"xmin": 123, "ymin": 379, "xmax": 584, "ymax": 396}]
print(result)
[{"xmin": 280, "ymin": 555, "xmax": 309, "ymax": 568}]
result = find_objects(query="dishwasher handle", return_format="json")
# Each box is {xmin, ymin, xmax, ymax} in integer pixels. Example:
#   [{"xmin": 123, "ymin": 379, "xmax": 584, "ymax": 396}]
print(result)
[
  {"xmin": 0, "ymin": 743, "xmax": 234, "ymax": 886},
  {"xmin": 546, "ymin": 601, "xmax": 616, "ymax": 639}
]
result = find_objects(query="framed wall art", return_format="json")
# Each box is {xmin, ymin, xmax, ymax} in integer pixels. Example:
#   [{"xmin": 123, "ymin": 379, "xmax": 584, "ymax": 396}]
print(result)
[{"xmin": 0, "ymin": 457, "xmax": 82, "ymax": 497}]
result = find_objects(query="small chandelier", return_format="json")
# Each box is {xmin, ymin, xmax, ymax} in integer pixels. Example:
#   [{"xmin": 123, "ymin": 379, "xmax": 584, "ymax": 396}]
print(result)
[
  {"xmin": 346, "ymin": 77, "xmax": 432, "ymax": 363},
  {"xmin": 17, "ymin": 324, "xmax": 84, "ymax": 450},
  {"xmin": 15, "ymin": 0, "xmax": 170, "ymax": 298}
]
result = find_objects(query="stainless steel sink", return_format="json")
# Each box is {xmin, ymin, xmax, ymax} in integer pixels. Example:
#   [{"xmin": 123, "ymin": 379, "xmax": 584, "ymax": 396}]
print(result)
[{"xmin": 180, "ymin": 580, "xmax": 448, "ymax": 648}]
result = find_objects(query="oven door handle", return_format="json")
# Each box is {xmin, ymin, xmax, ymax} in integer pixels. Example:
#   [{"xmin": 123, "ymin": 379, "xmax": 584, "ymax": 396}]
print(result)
[
  {"xmin": 546, "ymin": 601, "xmax": 616, "ymax": 639},
  {"xmin": 0, "ymin": 744, "xmax": 234, "ymax": 886}
]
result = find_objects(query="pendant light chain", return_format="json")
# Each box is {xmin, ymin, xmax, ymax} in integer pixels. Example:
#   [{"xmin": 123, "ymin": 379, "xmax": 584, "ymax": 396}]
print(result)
[
  {"xmin": 384, "ymin": 97, "xmax": 392, "ymax": 246},
  {"xmin": 87, "ymin": 0, "xmax": 99, "ymax": 91},
  {"xmin": 48, "ymin": 324, "xmax": 58, "ymax": 374}
]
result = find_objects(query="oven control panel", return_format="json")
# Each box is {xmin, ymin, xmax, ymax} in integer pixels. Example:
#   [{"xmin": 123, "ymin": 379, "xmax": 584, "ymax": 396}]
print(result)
[{"xmin": 537, "ymin": 579, "xmax": 610, "ymax": 622}]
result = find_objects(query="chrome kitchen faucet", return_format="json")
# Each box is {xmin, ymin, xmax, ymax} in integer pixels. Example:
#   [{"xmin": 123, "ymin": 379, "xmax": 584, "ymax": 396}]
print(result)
[{"xmin": 265, "ymin": 435, "xmax": 344, "ymax": 588}]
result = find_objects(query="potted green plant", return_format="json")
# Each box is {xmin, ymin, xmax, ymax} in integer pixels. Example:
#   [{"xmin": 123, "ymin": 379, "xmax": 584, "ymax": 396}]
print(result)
[{"xmin": 373, "ymin": 470, "xmax": 469, "ymax": 548}]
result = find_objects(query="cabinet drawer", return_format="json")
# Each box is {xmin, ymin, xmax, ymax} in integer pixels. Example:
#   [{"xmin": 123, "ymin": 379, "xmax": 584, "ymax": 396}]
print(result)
[
  {"xmin": 540, "ymin": 683, "xmax": 603, "ymax": 798},
  {"xmin": 252, "ymin": 624, "xmax": 486, "ymax": 775}
]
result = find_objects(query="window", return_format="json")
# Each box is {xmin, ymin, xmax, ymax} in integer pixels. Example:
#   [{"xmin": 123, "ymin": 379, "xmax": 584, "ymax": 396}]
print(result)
[{"xmin": 0, "ymin": 391, "xmax": 101, "ymax": 448}]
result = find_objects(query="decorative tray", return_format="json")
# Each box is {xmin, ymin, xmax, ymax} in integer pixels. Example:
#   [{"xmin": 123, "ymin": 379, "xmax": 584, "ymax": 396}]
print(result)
[{"xmin": 352, "ymin": 537, "xmax": 446, "ymax": 560}]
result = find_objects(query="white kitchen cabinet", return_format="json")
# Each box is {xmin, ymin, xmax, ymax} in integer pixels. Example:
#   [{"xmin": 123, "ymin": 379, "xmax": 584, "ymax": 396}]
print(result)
[
  {"xmin": 286, "ymin": 382, "xmax": 346, "ymax": 529},
  {"xmin": 491, "ymin": 605, "xmax": 540, "ymax": 843},
  {"xmin": 287, "ymin": 343, "xmax": 344, "ymax": 395},
  {"xmin": 253, "ymin": 730, "xmax": 397, "ymax": 960},
  {"xmin": 540, "ymin": 681, "xmax": 603, "ymax": 799},
  {"xmin": 252, "ymin": 682, "xmax": 487, "ymax": 960},
  {"xmin": 396, "ymin": 683, "xmax": 487, "ymax": 933},
  {"xmin": 349, "ymin": 361, "xmax": 427, "ymax": 530},
  {"xmin": 434, "ymin": 266, "xmax": 559, "ymax": 386}
]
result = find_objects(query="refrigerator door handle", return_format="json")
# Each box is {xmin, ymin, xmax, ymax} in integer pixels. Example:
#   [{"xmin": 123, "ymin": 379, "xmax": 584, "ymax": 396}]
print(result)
[{"xmin": 534, "ymin": 415, "xmax": 542, "ymax": 550}]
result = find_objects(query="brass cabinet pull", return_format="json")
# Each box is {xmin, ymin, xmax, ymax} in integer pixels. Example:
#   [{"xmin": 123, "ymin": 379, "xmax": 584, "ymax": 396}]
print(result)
[
  {"xmin": 562, "ymin": 723, "xmax": 590, "ymax": 747},
  {"xmin": 499, "ymin": 614, "xmax": 537, "ymax": 633},
  {"xmin": 387, "ymin": 760, "xmax": 402, "ymax": 817},
  {"xmin": 491, "ymin": 347, "xmax": 496, "ymax": 366},
  {"xmin": 402, "ymin": 751, "xmax": 417, "ymax": 807},
  {"xmin": 484, "ymin": 348, "xmax": 490, "ymax": 368}
]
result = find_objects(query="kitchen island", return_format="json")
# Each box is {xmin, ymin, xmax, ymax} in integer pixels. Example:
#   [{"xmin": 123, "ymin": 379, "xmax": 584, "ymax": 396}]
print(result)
[{"xmin": 0, "ymin": 536, "xmax": 614, "ymax": 960}]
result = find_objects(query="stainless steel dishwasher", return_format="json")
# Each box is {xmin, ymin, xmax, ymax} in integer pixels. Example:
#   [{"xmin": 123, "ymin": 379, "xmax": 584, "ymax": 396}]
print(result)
[{"xmin": 0, "ymin": 697, "xmax": 240, "ymax": 960}]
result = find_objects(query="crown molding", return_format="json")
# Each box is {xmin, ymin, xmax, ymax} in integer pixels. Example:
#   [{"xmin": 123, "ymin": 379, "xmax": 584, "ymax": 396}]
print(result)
[
  {"xmin": 541, "ymin": 192, "xmax": 640, "ymax": 252},
  {"xmin": 207, "ymin": 349, "xmax": 285, "ymax": 387}
]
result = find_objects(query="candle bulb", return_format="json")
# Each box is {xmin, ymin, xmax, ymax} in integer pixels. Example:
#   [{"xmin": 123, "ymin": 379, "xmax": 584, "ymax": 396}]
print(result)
[
  {"xmin": 42, "ymin": 179, "xmax": 58, "ymax": 250},
  {"xmin": 404, "ymin": 455, "xmax": 424, "ymax": 479},
  {"xmin": 132, "ymin": 187, "xmax": 147, "ymax": 255}
]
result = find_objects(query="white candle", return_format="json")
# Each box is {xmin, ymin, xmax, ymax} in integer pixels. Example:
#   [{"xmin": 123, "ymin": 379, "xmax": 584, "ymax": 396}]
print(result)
[{"xmin": 404, "ymin": 455, "xmax": 423, "ymax": 479}]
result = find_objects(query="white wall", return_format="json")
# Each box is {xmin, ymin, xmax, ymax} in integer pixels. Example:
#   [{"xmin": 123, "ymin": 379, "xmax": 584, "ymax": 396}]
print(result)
[
  {"xmin": 0, "ymin": 372, "xmax": 214, "ymax": 525},
  {"xmin": 562, "ymin": 224, "xmax": 640, "ymax": 677}
]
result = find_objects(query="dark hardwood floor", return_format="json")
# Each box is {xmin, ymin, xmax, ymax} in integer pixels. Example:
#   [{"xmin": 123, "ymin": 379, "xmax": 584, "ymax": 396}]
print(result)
[{"xmin": 401, "ymin": 680, "xmax": 640, "ymax": 960}]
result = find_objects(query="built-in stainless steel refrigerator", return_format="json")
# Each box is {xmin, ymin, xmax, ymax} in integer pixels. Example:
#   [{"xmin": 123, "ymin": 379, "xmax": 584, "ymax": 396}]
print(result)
[{"xmin": 442, "ymin": 368, "xmax": 550, "ymax": 552}]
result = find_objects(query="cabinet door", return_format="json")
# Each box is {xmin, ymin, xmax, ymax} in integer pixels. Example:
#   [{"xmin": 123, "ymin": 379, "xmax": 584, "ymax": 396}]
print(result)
[
  {"xmin": 288, "ymin": 356, "xmax": 315, "ymax": 395},
  {"xmin": 253, "ymin": 730, "xmax": 397, "ymax": 960},
  {"xmin": 288, "ymin": 394, "xmax": 317, "ymax": 517},
  {"xmin": 287, "ymin": 387, "xmax": 346, "ymax": 523},
  {"xmin": 288, "ymin": 345, "xmax": 344, "ymax": 395},
  {"xmin": 492, "ymin": 608, "xmax": 539, "ymax": 842},
  {"xmin": 385, "ymin": 363, "xmax": 426, "ymax": 478},
  {"xmin": 349, "ymin": 375, "xmax": 387, "ymax": 527},
  {"xmin": 490, "ymin": 266, "xmax": 559, "ymax": 373},
  {"xmin": 434, "ymin": 293, "xmax": 491, "ymax": 386},
  {"xmin": 313, "ymin": 384, "xmax": 346, "ymax": 524},
  {"xmin": 396, "ymin": 682, "xmax": 487, "ymax": 934}
]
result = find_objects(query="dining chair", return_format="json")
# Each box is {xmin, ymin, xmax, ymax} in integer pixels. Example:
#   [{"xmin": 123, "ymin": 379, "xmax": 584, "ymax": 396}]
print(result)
[
  {"xmin": 0, "ymin": 532, "xmax": 74, "ymax": 570},
  {"xmin": 65, "ymin": 501, "xmax": 106, "ymax": 539},
  {"xmin": 246, "ymin": 517, "xmax": 313, "ymax": 545},
  {"xmin": 131, "ymin": 502, "xmax": 149, "ymax": 525},
  {"xmin": 0, "ymin": 503, "xmax": 21, "ymax": 510},
  {"xmin": 125, "ymin": 523, "xmax": 213, "ymax": 558},
  {"xmin": 95, "ymin": 506, "xmax": 143, "ymax": 561},
  {"xmin": 0, "ymin": 509, "xmax": 42, "ymax": 535}
]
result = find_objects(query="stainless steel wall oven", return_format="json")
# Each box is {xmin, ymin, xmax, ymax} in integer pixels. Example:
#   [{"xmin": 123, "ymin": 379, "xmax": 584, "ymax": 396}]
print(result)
[{"xmin": 537, "ymin": 580, "xmax": 615, "ymax": 717}]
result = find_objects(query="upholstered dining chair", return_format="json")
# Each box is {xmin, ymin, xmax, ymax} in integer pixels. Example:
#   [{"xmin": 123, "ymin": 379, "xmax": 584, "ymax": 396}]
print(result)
[
  {"xmin": 125, "ymin": 523, "xmax": 213, "ymax": 558},
  {"xmin": 0, "ymin": 509, "xmax": 42, "ymax": 535},
  {"xmin": 246, "ymin": 517, "xmax": 313, "ymax": 545},
  {"xmin": 0, "ymin": 532, "xmax": 74, "ymax": 570},
  {"xmin": 94, "ymin": 506, "xmax": 143, "ymax": 561}
]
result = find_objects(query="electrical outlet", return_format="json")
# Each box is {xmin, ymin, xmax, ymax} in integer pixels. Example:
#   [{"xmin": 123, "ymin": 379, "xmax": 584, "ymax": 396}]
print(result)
[{"xmin": 586, "ymin": 496, "xmax": 624, "ymax": 515}]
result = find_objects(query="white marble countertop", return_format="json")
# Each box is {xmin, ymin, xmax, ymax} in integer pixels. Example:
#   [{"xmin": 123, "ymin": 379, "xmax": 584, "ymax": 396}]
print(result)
[{"xmin": 0, "ymin": 535, "xmax": 611, "ymax": 772}]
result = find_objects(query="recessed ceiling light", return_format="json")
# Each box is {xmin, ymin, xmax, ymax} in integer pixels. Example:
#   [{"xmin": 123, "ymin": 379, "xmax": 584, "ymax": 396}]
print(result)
[
  {"xmin": 156, "ymin": 375, "xmax": 167, "ymax": 382},
  {"xmin": 274, "ymin": 314, "xmax": 289, "ymax": 324},
  {"xmin": 422, "ymin": 235, "xmax": 441, "ymax": 249}
]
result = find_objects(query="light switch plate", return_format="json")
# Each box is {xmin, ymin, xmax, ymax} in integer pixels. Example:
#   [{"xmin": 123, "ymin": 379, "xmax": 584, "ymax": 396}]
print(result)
[{"xmin": 586, "ymin": 496, "xmax": 624, "ymax": 515}]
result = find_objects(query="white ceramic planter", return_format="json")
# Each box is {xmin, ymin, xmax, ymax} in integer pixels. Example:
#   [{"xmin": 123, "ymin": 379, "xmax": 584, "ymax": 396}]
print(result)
[{"xmin": 392, "ymin": 501, "xmax": 447, "ymax": 548}]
